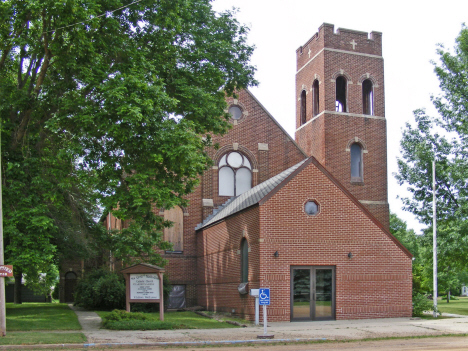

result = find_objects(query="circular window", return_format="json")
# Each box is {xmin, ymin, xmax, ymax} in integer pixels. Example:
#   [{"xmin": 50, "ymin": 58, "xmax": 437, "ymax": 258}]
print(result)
[
  {"xmin": 228, "ymin": 106, "xmax": 243, "ymax": 120},
  {"xmin": 304, "ymin": 200, "xmax": 319, "ymax": 216},
  {"xmin": 227, "ymin": 152, "xmax": 243, "ymax": 167}
]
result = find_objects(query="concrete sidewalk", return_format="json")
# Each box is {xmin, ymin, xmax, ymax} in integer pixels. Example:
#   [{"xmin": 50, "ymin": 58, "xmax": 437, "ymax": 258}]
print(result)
[{"xmin": 68, "ymin": 305, "xmax": 468, "ymax": 348}]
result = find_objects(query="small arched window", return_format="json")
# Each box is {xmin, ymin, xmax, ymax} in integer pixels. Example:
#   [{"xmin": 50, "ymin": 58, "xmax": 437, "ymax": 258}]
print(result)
[
  {"xmin": 218, "ymin": 152, "xmax": 252, "ymax": 196},
  {"xmin": 335, "ymin": 76, "xmax": 347, "ymax": 112},
  {"xmin": 350, "ymin": 143, "xmax": 363, "ymax": 181},
  {"xmin": 300, "ymin": 90, "xmax": 307, "ymax": 125},
  {"xmin": 240, "ymin": 238, "xmax": 248, "ymax": 283},
  {"xmin": 312, "ymin": 80, "xmax": 320, "ymax": 117},
  {"xmin": 164, "ymin": 206, "xmax": 184, "ymax": 251},
  {"xmin": 362, "ymin": 79, "xmax": 373, "ymax": 115}
]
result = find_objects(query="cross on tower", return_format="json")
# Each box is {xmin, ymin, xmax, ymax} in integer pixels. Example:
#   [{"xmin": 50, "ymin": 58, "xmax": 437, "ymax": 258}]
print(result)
[
  {"xmin": 350, "ymin": 40, "xmax": 357, "ymax": 50},
  {"xmin": 308, "ymin": 48, "xmax": 312, "ymax": 58}
]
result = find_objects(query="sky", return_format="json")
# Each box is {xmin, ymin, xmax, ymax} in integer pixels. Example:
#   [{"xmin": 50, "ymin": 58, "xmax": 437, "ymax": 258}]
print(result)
[{"xmin": 212, "ymin": 0, "xmax": 468, "ymax": 234}]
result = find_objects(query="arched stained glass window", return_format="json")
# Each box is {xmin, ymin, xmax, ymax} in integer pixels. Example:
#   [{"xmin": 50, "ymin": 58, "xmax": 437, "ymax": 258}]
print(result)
[
  {"xmin": 312, "ymin": 79, "xmax": 320, "ymax": 117},
  {"xmin": 350, "ymin": 143, "xmax": 363, "ymax": 181},
  {"xmin": 218, "ymin": 152, "xmax": 252, "ymax": 196},
  {"xmin": 300, "ymin": 90, "xmax": 307, "ymax": 124},
  {"xmin": 362, "ymin": 79, "xmax": 374, "ymax": 115},
  {"xmin": 241, "ymin": 238, "xmax": 248, "ymax": 283}
]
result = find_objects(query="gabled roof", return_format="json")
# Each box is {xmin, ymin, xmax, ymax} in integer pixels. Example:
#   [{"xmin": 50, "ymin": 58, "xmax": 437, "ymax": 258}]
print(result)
[
  {"xmin": 195, "ymin": 158, "xmax": 308, "ymax": 231},
  {"xmin": 195, "ymin": 155, "xmax": 412, "ymax": 259}
]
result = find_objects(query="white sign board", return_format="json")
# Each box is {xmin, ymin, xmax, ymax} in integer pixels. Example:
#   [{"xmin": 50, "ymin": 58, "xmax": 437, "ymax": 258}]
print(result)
[{"xmin": 130, "ymin": 274, "xmax": 160, "ymax": 300}]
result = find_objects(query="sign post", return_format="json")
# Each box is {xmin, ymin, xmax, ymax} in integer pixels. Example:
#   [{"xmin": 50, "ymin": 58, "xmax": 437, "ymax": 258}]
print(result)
[
  {"xmin": 249, "ymin": 289, "xmax": 260, "ymax": 325},
  {"xmin": 121, "ymin": 263, "xmax": 165, "ymax": 321},
  {"xmin": 257, "ymin": 288, "xmax": 274, "ymax": 339}
]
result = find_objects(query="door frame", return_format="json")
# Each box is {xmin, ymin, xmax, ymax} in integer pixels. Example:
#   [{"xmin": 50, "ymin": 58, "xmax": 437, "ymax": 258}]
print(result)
[{"xmin": 290, "ymin": 266, "xmax": 336, "ymax": 321}]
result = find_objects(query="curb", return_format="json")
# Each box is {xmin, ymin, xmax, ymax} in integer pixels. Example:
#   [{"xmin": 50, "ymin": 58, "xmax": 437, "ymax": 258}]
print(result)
[{"xmin": 0, "ymin": 338, "xmax": 328, "ymax": 349}]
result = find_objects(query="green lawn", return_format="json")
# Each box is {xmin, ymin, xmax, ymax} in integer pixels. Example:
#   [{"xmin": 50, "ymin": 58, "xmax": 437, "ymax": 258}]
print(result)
[
  {"xmin": 6, "ymin": 303, "xmax": 82, "ymax": 331},
  {"xmin": 438, "ymin": 296, "xmax": 468, "ymax": 316},
  {"xmin": 0, "ymin": 332, "xmax": 86, "ymax": 346},
  {"xmin": 97, "ymin": 310, "xmax": 241, "ymax": 330},
  {"xmin": 3, "ymin": 303, "xmax": 85, "ymax": 346}
]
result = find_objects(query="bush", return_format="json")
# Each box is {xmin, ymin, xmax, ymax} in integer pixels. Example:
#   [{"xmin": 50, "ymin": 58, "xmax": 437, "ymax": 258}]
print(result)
[
  {"xmin": 74, "ymin": 268, "xmax": 126, "ymax": 310},
  {"xmin": 412, "ymin": 292, "xmax": 433, "ymax": 317},
  {"xmin": 103, "ymin": 309, "xmax": 150, "ymax": 322},
  {"xmin": 104, "ymin": 319, "xmax": 179, "ymax": 330},
  {"xmin": 102, "ymin": 309, "xmax": 182, "ymax": 330}
]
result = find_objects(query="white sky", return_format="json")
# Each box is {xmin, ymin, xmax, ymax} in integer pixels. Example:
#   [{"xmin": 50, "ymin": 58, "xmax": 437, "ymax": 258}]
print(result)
[{"xmin": 212, "ymin": 0, "xmax": 468, "ymax": 234}]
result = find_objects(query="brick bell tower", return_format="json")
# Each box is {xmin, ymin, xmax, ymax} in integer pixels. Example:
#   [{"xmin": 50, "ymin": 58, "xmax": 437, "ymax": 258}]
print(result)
[{"xmin": 295, "ymin": 23, "xmax": 389, "ymax": 229}]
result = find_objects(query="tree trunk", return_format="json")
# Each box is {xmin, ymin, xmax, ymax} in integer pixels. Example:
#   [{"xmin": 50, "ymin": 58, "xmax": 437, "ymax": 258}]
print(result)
[
  {"xmin": 14, "ymin": 271, "xmax": 22, "ymax": 304},
  {"xmin": 447, "ymin": 290, "xmax": 450, "ymax": 303}
]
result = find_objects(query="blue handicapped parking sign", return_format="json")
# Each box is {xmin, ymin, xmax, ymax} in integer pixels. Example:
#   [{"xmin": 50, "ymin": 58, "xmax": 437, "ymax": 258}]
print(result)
[{"xmin": 259, "ymin": 288, "xmax": 270, "ymax": 305}]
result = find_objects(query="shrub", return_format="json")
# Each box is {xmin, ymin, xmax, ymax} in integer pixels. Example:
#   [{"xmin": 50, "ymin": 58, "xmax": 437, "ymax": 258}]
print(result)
[
  {"xmin": 412, "ymin": 292, "xmax": 433, "ymax": 317},
  {"xmin": 104, "ymin": 319, "xmax": 178, "ymax": 330},
  {"xmin": 102, "ymin": 309, "xmax": 182, "ymax": 330},
  {"xmin": 74, "ymin": 268, "xmax": 125, "ymax": 310}
]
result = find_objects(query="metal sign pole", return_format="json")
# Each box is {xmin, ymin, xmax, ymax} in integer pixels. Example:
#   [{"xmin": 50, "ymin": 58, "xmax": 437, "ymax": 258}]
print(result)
[{"xmin": 257, "ymin": 288, "xmax": 273, "ymax": 339}]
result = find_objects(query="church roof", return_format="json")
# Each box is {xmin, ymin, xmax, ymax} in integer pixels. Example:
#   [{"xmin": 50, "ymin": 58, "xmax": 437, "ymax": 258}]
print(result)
[{"xmin": 195, "ymin": 158, "xmax": 308, "ymax": 231}]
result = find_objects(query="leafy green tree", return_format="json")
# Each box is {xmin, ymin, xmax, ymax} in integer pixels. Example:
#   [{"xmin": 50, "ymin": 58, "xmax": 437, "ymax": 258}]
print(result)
[
  {"xmin": 389, "ymin": 212, "xmax": 420, "ymax": 257},
  {"xmin": 396, "ymin": 25, "xmax": 468, "ymax": 297},
  {"xmin": 389, "ymin": 213, "xmax": 426, "ymax": 293},
  {"xmin": 0, "ymin": 0, "xmax": 256, "ymax": 301}
]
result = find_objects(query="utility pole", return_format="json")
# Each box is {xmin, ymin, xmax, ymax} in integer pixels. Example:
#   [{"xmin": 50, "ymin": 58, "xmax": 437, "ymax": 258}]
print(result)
[{"xmin": 433, "ymin": 160, "xmax": 438, "ymax": 318}]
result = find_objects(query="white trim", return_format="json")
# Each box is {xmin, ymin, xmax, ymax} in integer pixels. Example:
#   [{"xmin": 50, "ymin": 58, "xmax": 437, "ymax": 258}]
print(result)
[
  {"xmin": 297, "ymin": 48, "xmax": 383, "ymax": 75},
  {"xmin": 202, "ymin": 199, "xmax": 214, "ymax": 207},
  {"xmin": 359, "ymin": 200, "xmax": 387, "ymax": 205},
  {"xmin": 296, "ymin": 48, "xmax": 325, "ymax": 74},
  {"xmin": 258, "ymin": 143, "xmax": 269, "ymax": 151},
  {"xmin": 296, "ymin": 111, "xmax": 385, "ymax": 132}
]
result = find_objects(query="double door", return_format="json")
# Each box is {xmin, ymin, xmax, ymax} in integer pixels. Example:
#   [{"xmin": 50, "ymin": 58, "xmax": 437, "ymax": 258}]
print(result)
[{"xmin": 291, "ymin": 266, "xmax": 335, "ymax": 321}]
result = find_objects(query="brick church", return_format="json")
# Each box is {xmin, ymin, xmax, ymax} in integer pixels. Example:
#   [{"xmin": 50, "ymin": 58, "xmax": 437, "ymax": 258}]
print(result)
[{"xmin": 62, "ymin": 23, "xmax": 413, "ymax": 321}]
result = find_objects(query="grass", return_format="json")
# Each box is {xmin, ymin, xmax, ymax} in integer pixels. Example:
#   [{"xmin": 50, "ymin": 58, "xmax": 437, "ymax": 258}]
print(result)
[
  {"xmin": 0, "ymin": 332, "xmax": 86, "ymax": 346},
  {"xmin": 6, "ymin": 303, "xmax": 82, "ymax": 331},
  {"xmin": 3, "ymin": 303, "xmax": 86, "ymax": 346},
  {"xmin": 438, "ymin": 296, "xmax": 468, "ymax": 316},
  {"xmin": 97, "ymin": 310, "xmax": 241, "ymax": 330}
]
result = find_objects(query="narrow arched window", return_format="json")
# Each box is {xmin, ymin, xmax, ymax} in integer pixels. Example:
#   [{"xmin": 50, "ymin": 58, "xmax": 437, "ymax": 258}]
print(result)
[
  {"xmin": 362, "ymin": 79, "xmax": 373, "ymax": 115},
  {"xmin": 164, "ymin": 206, "xmax": 184, "ymax": 251},
  {"xmin": 300, "ymin": 90, "xmax": 307, "ymax": 125},
  {"xmin": 241, "ymin": 238, "xmax": 248, "ymax": 283},
  {"xmin": 218, "ymin": 152, "xmax": 252, "ymax": 196},
  {"xmin": 335, "ymin": 76, "xmax": 347, "ymax": 112},
  {"xmin": 350, "ymin": 143, "xmax": 363, "ymax": 181},
  {"xmin": 312, "ymin": 80, "xmax": 319, "ymax": 117}
]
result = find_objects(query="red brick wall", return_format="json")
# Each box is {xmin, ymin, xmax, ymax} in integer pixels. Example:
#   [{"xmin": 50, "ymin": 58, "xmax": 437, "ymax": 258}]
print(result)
[
  {"xmin": 163, "ymin": 89, "xmax": 306, "ymax": 307},
  {"xmin": 258, "ymin": 160, "xmax": 412, "ymax": 321},
  {"xmin": 206, "ymin": 89, "xmax": 307, "ymax": 211},
  {"xmin": 295, "ymin": 23, "xmax": 389, "ymax": 228},
  {"xmin": 196, "ymin": 206, "xmax": 261, "ymax": 319}
]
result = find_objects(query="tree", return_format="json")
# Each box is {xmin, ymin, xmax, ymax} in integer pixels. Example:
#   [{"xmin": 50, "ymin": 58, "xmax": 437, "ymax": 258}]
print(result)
[
  {"xmin": 0, "ymin": 0, "xmax": 256, "ymax": 301},
  {"xmin": 396, "ymin": 25, "xmax": 468, "ymax": 296}
]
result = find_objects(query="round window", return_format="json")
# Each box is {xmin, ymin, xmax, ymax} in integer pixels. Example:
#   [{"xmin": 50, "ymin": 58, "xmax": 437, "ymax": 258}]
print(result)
[
  {"xmin": 228, "ymin": 106, "xmax": 243, "ymax": 120},
  {"xmin": 304, "ymin": 200, "xmax": 319, "ymax": 216}
]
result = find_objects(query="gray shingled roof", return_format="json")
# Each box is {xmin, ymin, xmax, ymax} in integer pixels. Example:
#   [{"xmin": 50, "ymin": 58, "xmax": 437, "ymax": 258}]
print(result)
[{"xmin": 195, "ymin": 158, "xmax": 308, "ymax": 231}]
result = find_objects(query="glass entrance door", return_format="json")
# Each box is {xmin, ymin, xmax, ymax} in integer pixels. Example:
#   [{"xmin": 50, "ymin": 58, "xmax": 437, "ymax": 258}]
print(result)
[{"xmin": 291, "ymin": 266, "xmax": 335, "ymax": 321}]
